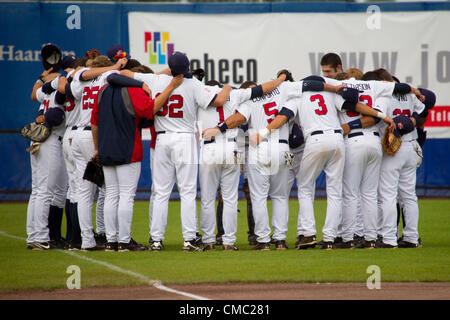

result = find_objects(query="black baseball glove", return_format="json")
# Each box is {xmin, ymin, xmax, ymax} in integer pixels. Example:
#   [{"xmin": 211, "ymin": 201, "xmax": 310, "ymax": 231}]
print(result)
[
  {"xmin": 83, "ymin": 158, "xmax": 105, "ymax": 187},
  {"xmin": 276, "ymin": 69, "xmax": 294, "ymax": 82}
]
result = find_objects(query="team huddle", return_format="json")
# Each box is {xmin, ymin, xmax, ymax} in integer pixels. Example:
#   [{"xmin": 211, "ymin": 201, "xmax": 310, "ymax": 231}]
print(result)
[{"xmin": 25, "ymin": 44, "xmax": 436, "ymax": 252}]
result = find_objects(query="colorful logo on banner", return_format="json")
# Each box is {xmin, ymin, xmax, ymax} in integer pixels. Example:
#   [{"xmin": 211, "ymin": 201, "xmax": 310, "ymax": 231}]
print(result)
[{"xmin": 144, "ymin": 32, "xmax": 174, "ymax": 65}]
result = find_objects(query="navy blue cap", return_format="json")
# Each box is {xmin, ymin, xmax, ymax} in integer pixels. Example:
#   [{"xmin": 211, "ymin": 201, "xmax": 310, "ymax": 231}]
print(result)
[
  {"xmin": 419, "ymin": 88, "xmax": 436, "ymax": 110},
  {"xmin": 61, "ymin": 55, "xmax": 76, "ymax": 69},
  {"xmin": 168, "ymin": 52, "xmax": 192, "ymax": 78},
  {"xmin": 392, "ymin": 75, "xmax": 400, "ymax": 83},
  {"xmin": 44, "ymin": 107, "xmax": 65, "ymax": 127},
  {"xmin": 106, "ymin": 44, "xmax": 130, "ymax": 62}
]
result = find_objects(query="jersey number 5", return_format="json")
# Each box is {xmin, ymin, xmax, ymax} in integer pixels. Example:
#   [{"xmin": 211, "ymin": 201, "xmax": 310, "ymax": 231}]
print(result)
[
  {"xmin": 156, "ymin": 94, "xmax": 184, "ymax": 118},
  {"xmin": 263, "ymin": 102, "xmax": 278, "ymax": 124},
  {"xmin": 311, "ymin": 94, "xmax": 328, "ymax": 115}
]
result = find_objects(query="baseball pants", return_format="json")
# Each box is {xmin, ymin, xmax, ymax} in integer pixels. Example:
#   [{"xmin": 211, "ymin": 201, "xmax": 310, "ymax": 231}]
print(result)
[
  {"xmin": 340, "ymin": 133, "xmax": 382, "ymax": 242},
  {"xmin": 103, "ymin": 162, "xmax": 140, "ymax": 244},
  {"xmin": 297, "ymin": 131, "xmax": 345, "ymax": 242},
  {"xmin": 150, "ymin": 132, "xmax": 198, "ymax": 242},
  {"xmin": 246, "ymin": 140, "xmax": 290, "ymax": 244},
  {"xmin": 199, "ymin": 139, "xmax": 240, "ymax": 245},
  {"xmin": 378, "ymin": 140, "xmax": 422, "ymax": 246}
]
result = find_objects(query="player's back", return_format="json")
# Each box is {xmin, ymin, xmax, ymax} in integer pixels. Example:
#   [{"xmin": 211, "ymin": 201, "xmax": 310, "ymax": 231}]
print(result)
[
  {"xmin": 134, "ymin": 73, "xmax": 216, "ymax": 133},
  {"xmin": 294, "ymin": 91, "xmax": 343, "ymax": 138},
  {"xmin": 36, "ymin": 88, "xmax": 65, "ymax": 137},
  {"xmin": 237, "ymin": 84, "xmax": 290, "ymax": 140},
  {"xmin": 376, "ymin": 93, "xmax": 425, "ymax": 141},
  {"xmin": 197, "ymin": 87, "xmax": 252, "ymax": 138}
]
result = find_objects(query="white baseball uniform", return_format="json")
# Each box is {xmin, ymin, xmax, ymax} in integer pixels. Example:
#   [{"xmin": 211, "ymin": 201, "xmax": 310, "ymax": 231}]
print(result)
[
  {"xmin": 284, "ymin": 90, "xmax": 346, "ymax": 243},
  {"xmin": 237, "ymin": 81, "xmax": 304, "ymax": 244},
  {"xmin": 26, "ymin": 87, "xmax": 67, "ymax": 244},
  {"xmin": 197, "ymin": 86, "xmax": 253, "ymax": 246},
  {"xmin": 375, "ymin": 93, "xmax": 425, "ymax": 246},
  {"xmin": 70, "ymin": 68, "xmax": 115, "ymax": 248},
  {"xmin": 134, "ymin": 73, "xmax": 217, "ymax": 243},
  {"xmin": 335, "ymin": 78, "xmax": 396, "ymax": 243}
]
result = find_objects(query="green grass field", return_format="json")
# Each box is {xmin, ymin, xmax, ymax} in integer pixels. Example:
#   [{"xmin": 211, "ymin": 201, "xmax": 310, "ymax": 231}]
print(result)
[{"xmin": 0, "ymin": 199, "xmax": 449, "ymax": 292}]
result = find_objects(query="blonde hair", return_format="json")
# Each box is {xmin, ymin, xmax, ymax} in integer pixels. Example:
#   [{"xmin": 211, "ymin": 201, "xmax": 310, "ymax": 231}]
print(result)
[
  {"xmin": 91, "ymin": 55, "xmax": 113, "ymax": 68},
  {"xmin": 335, "ymin": 72, "xmax": 350, "ymax": 80},
  {"xmin": 345, "ymin": 68, "xmax": 363, "ymax": 80}
]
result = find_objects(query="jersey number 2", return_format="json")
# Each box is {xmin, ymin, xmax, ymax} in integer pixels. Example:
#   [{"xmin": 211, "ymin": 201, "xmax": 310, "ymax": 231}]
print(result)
[{"xmin": 156, "ymin": 94, "xmax": 184, "ymax": 118}]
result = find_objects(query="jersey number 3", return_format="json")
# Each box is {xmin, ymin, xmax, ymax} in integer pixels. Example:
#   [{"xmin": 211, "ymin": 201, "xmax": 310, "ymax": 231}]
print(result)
[
  {"xmin": 156, "ymin": 94, "xmax": 184, "ymax": 118},
  {"xmin": 311, "ymin": 94, "xmax": 328, "ymax": 115}
]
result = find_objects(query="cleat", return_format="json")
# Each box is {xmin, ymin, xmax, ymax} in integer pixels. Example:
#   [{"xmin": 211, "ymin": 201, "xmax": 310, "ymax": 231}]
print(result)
[
  {"xmin": 321, "ymin": 241, "xmax": 334, "ymax": 250},
  {"xmin": 275, "ymin": 240, "xmax": 288, "ymax": 250},
  {"xmin": 353, "ymin": 234, "xmax": 365, "ymax": 246},
  {"xmin": 398, "ymin": 240, "xmax": 420, "ymax": 248},
  {"xmin": 194, "ymin": 233, "xmax": 203, "ymax": 246},
  {"xmin": 270, "ymin": 236, "xmax": 276, "ymax": 245},
  {"xmin": 118, "ymin": 240, "xmax": 147, "ymax": 252},
  {"xmin": 183, "ymin": 240, "xmax": 202, "ymax": 252},
  {"xmin": 333, "ymin": 240, "xmax": 354, "ymax": 249},
  {"xmin": 295, "ymin": 235, "xmax": 317, "ymax": 249},
  {"xmin": 26, "ymin": 243, "xmax": 33, "ymax": 250},
  {"xmin": 215, "ymin": 234, "xmax": 223, "ymax": 246},
  {"xmin": 31, "ymin": 242, "xmax": 50, "ymax": 250},
  {"xmin": 334, "ymin": 236, "xmax": 343, "ymax": 244},
  {"xmin": 94, "ymin": 233, "xmax": 107, "ymax": 246},
  {"xmin": 223, "ymin": 244, "xmax": 239, "ymax": 251},
  {"xmin": 252, "ymin": 242, "xmax": 270, "ymax": 251},
  {"xmin": 202, "ymin": 243, "xmax": 215, "ymax": 251},
  {"xmin": 104, "ymin": 242, "xmax": 118, "ymax": 252},
  {"xmin": 248, "ymin": 233, "xmax": 257, "ymax": 246},
  {"xmin": 375, "ymin": 241, "xmax": 397, "ymax": 248},
  {"xmin": 149, "ymin": 240, "xmax": 164, "ymax": 252},
  {"xmin": 355, "ymin": 240, "xmax": 376, "ymax": 249},
  {"xmin": 81, "ymin": 245, "xmax": 104, "ymax": 251},
  {"xmin": 68, "ymin": 242, "xmax": 81, "ymax": 251}
]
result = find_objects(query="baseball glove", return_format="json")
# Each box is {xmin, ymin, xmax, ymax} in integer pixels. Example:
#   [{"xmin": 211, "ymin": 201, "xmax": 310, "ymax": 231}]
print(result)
[
  {"xmin": 382, "ymin": 126, "xmax": 402, "ymax": 156},
  {"xmin": 21, "ymin": 122, "xmax": 51, "ymax": 142},
  {"xmin": 277, "ymin": 69, "xmax": 294, "ymax": 82},
  {"xmin": 83, "ymin": 158, "xmax": 104, "ymax": 187}
]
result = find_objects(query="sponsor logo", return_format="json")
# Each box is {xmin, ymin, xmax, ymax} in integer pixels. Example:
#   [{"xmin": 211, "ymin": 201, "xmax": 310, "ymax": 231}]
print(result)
[
  {"xmin": 425, "ymin": 106, "xmax": 450, "ymax": 127},
  {"xmin": 144, "ymin": 32, "xmax": 174, "ymax": 65}
]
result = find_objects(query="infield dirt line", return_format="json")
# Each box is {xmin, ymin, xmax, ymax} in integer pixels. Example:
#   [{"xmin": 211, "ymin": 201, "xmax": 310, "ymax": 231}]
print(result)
[{"xmin": 0, "ymin": 230, "xmax": 210, "ymax": 300}]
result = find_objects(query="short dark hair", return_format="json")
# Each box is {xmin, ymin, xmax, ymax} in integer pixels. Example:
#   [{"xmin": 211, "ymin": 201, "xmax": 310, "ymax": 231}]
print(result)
[
  {"xmin": 320, "ymin": 53, "xmax": 342, "ymax": 69},
  {"xmin": 131, "ymin": 65, "xmax": 153, "ymax": 74},
  {"xmin": 72, "ymin": 57, "xmax": 87, "ymax": 68},
  {"xmin": 239, "ymin": 81, "xmax": 257, "ymax": 89},
  {"xmin": 373, "ymin": 68, "xmax": 394, "ymax": 82},
  {"xmin": 123, "ymin": 59, "xmax": 141, "ymax": 70},
  {"xmin": 361, "ymin": 71, "xmax": 382, "ymax": 81},
  {"xmin": 205, "ymin": 80, "xmax": 222, "ymax": 88}
]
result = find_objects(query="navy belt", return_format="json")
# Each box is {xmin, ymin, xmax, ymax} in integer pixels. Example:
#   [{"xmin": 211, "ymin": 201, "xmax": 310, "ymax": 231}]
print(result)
[
  {"xmin": 71, "ymin": 126, "xmax": 91, "ymax": 131},
  {"xmin": 348, "ymin": 131, "xmax": 380, "ymax": 139},
  {"xmin": 204, "ymin": 138, "xmax": 236, "ymax": 145},
  {"xmin": 156, "ymin": 131, "xmax": 165, "ymax": 134},
  {"xmin": 311, "ymin": 130, "xmax": 342, "ymax": 136}
]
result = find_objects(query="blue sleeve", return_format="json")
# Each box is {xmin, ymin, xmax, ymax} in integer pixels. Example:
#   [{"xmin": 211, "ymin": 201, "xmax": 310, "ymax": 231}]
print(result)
[
  {"xmin": 279, "ymin": 107, "xmax": 294, "ymax": 119},
  {"xmin": 107, "ymin": 73, "xmax": 144, "ymax": 88},
  {"xmin": 250, "ymin": 85, "xmax": 263, "ymax": 99},
  {"xmin": 65, "ymin": 83, "xmax": 74, "ymax": 100},
  {"xmin": 42, "ymin": 82, "xmax": 56, "ymax": 94},
  {"xmin": 302, "ymin": 80, "xmax": 324, "ymax": 92},
  {"xmin": 393, "ymin": 83, "xmax": 411, "ymax": 94},
  {"xmin": 55, "ymin": 92, "xmax": 66, "ymax": 105}
]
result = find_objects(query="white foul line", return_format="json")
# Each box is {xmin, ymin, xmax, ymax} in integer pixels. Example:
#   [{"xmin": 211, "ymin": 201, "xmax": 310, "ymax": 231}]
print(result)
[{"xmin": 0, "ymin": 230, "xmax": 209, "ymax": 300}]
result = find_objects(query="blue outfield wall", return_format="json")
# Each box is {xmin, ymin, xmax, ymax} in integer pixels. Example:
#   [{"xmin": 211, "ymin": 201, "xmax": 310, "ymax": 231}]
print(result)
[{"xmin": 1, "ymin": 1, "xmax": 449, "ymax": 200}]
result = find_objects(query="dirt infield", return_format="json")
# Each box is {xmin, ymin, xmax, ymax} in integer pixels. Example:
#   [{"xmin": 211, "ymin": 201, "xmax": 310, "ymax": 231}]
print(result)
[{"xmin": 1, "ymin": 282, "xmax": 449, "ymax": 300}]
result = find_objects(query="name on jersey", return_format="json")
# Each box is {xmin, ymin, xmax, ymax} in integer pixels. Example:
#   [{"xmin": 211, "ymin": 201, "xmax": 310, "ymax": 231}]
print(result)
[
  {"xmin": 343, "ymin": 82, "xmax": 371, "ymax": 91},
  {"xmin": 393, "ymin": 93, "xmax": 408, "ymax": 102},
  {"xmin": 251, "ymin": 87, "xmax": 280, "ymax": 103}
]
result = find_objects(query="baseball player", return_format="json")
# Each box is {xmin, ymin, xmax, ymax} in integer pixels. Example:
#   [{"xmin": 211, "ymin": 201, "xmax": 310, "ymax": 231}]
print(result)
[
  {"xmin": 197, "ymin": 74, "xmax": 289, "ymax": 251},
  {"xmin": 374, "ymin": 78, "xmax": 428, "ymax": 248},
  {"xmin": 255, "ymin": 79, "xmax": 395, "ymax": 249},
  {"xmin": 69, "ymin": 55, "xmax": 127, "ymax": 250},
  {"xmin": 28, "ymin": 64, "xmax": 67, "ymax": 250},
  {"xmin": 332, "ymin": 70, "xmax": 425, "ymax": 248},
  {"xmin": 320, "ymin": 53, "xmax": 344, "ymax": 79},
  {"xmin": 202, "ymin": 74, "xmax": 347, "ymax": 250},
  {"xmin": 121, "ymin": 52, "xmax": 232, "ymax": 251}
]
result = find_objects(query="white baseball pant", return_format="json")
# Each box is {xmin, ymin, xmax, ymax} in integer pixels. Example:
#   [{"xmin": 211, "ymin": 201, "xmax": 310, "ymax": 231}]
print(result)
[{"xmin": 297, "ymin": 131, "xmax": 345, "ymax": 242}]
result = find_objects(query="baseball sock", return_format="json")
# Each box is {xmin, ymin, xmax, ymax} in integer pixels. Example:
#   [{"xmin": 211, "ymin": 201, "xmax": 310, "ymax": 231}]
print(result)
[
  {"xmin": 71, "ymin": 203, "xmax": 82, "ymax": 244},
  {"xmin": 48, "ymin": 205, "xmax": 58, "ymax": 241},
  {"xmin": 65, "ymin": 199, "xmax": 73, "ymax": 242},
  {"xmin": 54, "ymin": 206, "xmax": 63, "ymax": 240},
  {"xmin": 216, "ymin": 190, "xmax": 224, "ymax": 238}
]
